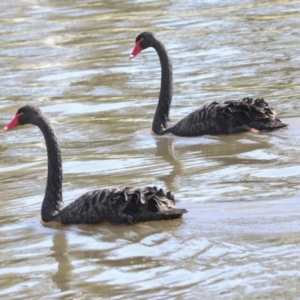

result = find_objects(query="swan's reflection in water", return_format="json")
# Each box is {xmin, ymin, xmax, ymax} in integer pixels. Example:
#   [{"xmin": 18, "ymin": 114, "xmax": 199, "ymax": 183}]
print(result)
[
  {"xmin": 49, "ymin": 231, "xmax": 73, "ymax": 293},
  {"xmin": 152, "ymin": 130, "xmax": 287, "ymax": 203},
  {"xmin": 154, "ymin": 137, "xmax": 183, "ymax": 192},
  {"xmin": 47, "ymin": 218, "xmax": 186, "ymax": 298},
  {"xmin": 153, "ymin": 131, "xmax": 276, "ymax": 182}
]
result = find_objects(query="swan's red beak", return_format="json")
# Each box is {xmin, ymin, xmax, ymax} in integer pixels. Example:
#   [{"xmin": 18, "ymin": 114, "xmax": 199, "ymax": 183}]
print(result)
[
  {"xmin": 3, "ymin": 113, "xmax": 23, "ymax": 132},
  {"xmin": 129, "ymin": 38, "xmax": 143, "ymax": 60}
]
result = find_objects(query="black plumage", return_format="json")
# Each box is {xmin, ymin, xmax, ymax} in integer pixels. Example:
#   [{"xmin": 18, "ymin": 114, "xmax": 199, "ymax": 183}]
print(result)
[
  {"xmin": 3, "ymin": 106, "xmax": 187, "ymax": 225},
  {"xmin": 130, "ymin": 32, "xmax": 287, "ymax": 137}
]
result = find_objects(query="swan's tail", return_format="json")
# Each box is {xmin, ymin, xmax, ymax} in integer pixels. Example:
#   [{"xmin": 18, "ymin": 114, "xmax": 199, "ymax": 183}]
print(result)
[
  {"xmin": 160, "ymin": 208, "xmax": 188, "ymax": 219},
  {"xmin": 226, "ymin": 97, "xmax": 288, "ymax": 131},
  {"xmin": 123, "ymin": 186, "xmax": 188, "ymax": 223}
]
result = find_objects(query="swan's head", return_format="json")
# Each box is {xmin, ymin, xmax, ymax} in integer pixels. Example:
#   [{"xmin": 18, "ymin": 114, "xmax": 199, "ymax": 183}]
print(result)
[
  {"xmin": 3, "ymin": 105, "xmax": 43, "ymax": 131},
  {"xmin": 129, "ymin": 32, "xmax": 158, "ymax": 60}
]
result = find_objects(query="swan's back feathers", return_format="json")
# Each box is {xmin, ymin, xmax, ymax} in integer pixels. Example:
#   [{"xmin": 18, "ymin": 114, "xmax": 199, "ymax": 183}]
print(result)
[
  {"xmin": 163, "ymin": 97, "xmax": 287, "ymax": 136},
  {"xmin": 54, "ymin": 186, "xmax": 187, "ymax": 224}
]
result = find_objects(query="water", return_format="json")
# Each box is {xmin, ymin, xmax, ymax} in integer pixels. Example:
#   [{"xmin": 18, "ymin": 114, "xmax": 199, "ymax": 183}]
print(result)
[{"xmin": 0, "ymin": 0, "xmax": 300, "ymax": 298}]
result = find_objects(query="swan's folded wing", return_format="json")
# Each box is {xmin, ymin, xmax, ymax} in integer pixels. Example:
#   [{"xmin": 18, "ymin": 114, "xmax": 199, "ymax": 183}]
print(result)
[
  {"xmin": 225, "ymin": 97, "xmax": 288, "ymax": 131},
  {"xmin": 163, "ymin": 98, "xmax": 287, "ymax": 136},
  {"xmin": 163, "ymin": 101, "xmax": 232, "ymax": 136},
  {"xmin": 55, "ymin": 186, "xmax": 187, "ymax": 224}
]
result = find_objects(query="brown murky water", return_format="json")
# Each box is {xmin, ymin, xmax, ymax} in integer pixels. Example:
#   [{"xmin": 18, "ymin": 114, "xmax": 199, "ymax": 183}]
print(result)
[{"xmin": 1, "ymin": 0, "xmax": 300, "ymax": 299}]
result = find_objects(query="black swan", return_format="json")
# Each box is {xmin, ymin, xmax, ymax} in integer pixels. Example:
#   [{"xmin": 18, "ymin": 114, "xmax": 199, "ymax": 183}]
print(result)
[
  {"xmin": 129, "ymin": 32, "xmax": 287, "ymax": 136},
  {"xmin": 3, "ymin": 105, "xmax": 187, "ymax": 225}
]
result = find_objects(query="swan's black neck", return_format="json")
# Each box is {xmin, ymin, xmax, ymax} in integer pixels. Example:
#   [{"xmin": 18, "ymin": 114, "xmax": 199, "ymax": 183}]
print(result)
[
  {"xmin": 38, "ymin": 114, "xmax": 63, "ymax": 222},
  {"xmin": 151, "ymin": 38, "xmax": 173, "ymax": 135}
]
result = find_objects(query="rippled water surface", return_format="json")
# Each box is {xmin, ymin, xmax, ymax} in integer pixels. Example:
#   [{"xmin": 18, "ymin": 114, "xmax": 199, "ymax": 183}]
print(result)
[{"xmin": 1, "ymin": 0, "xmax": 300, "ymax": 299}]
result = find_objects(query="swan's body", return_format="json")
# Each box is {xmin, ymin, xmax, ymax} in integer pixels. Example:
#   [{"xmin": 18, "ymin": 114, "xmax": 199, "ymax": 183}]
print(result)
[
  {"xmin": 163, "ymin": 97, "xmax": 284, "ymax": 136},
  {"xmin": 3, "ymin": 106, "xmax": 187, "ymax": 225},
  {"xmin": 130, "ymin": 32, "xmax": 287, "ymax": 137}
]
